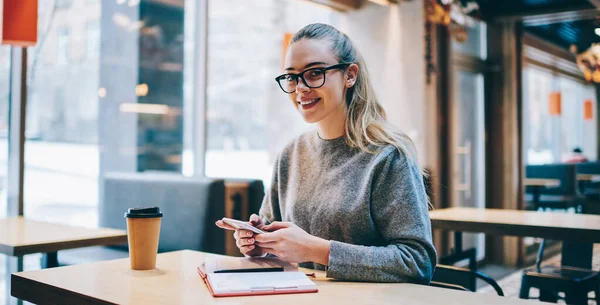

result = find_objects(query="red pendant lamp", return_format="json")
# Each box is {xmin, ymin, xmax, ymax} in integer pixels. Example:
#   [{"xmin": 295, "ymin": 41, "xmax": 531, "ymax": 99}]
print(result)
[{"xmin": 1, "ymin": 0, "xmax": 38, "ymax": 46}]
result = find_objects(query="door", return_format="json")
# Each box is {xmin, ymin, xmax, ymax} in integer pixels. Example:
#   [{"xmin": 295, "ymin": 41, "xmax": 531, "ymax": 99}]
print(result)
[{"xmin": 451, "ymin": 68, "xmax": 486, "ymax": 262}]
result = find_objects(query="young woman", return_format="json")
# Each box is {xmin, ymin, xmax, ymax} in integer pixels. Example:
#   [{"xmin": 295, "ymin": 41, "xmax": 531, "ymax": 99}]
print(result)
[{"xmin": 216, "ymin": 23, "xmax": 436, "ymax": 284}]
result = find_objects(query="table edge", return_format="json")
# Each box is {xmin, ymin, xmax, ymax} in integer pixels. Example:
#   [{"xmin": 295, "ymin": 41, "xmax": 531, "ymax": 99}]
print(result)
[
  {"xmin": 11, "ymin": 273, "xmax": 118, "ymax": 305},
  {"xmin": 11, "ymin": 235, "xmax": 128, "ymax": 256},
  {"xmin": 431, "ymin": 219, "xmax": 600, "ymax": 243}
]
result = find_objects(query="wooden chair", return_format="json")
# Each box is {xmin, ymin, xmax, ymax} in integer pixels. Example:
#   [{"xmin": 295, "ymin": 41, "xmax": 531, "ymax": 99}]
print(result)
[{"xmin": 524, "ymin": 164, "xmax": 582, "ymax": 212}]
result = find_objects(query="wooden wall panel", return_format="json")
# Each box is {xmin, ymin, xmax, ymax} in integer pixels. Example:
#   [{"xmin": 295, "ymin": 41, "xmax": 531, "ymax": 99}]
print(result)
[{"xmin": 486, "ymin": 21, "xmax": 524, "ymax": 267}]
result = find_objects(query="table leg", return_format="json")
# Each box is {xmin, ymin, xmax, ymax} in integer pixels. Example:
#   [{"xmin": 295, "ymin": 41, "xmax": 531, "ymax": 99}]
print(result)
[
  {"xmin": 454, "ymin": 231, "xmax": 463, "ymax": 254},
  {"xmin": 438, "ymin": 232, "xmax": 478, "ymax": 272},
  {"xmin": 40, "ymin": 252, "xmax": 58, "ymax": 269},
  {"xmin": 6, "ymin": 256, "xmax": 23, "ymax": 305},
  {"xmin": 532, "ymin": 187, "xmax": 541, "ymax": 208}
]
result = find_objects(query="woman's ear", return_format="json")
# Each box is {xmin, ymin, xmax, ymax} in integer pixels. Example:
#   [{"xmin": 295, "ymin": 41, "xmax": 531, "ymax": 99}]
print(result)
[{"xmin": 345, "ymin": 63, "xmax": 359, "ymax": 88}]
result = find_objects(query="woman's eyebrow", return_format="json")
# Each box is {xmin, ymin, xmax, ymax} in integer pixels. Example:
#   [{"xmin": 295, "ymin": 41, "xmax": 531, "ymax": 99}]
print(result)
[{"xmin": 285, "ymin": 61, "xmax": 328, "ymax": 71}]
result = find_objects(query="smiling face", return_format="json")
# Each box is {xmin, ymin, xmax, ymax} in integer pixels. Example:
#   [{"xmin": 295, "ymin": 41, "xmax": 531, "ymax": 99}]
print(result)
[{"xmin": 283, "ymin": 39, "xmax": 350, "ymax": 127}]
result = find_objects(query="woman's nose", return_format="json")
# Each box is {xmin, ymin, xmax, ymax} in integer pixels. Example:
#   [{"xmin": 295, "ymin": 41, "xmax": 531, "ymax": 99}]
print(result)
[{"xmin": 295, "ymin": 78, "xmax": 310, "ymax": 93}]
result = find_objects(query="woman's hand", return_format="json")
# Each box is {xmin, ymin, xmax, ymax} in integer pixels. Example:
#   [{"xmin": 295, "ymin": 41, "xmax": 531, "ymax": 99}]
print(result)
[
  {"xmin": 255, "ymin": 222, "xmax": 330, "ymax": 265},
  {"xmin": 215, "ymin": 214, "xmax": 265, "ymax": 257}
]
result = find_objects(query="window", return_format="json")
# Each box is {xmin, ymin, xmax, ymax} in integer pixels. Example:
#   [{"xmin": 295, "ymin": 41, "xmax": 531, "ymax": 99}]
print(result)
[
  {"xmin": 452, "ymin": 21, "xmax": 487, "ymax": 59},
  {"xmin": 86, "ymin": 22, "xmax": 100, "ymax": 60},
  {"xmin": 0, "ymin": 46, "xmax": 11, "ymax": 305},
  {"xmin": 0, "ymin": 47, "xmax": 10, "ymax": 218},
  {"xmin": 56, "ymin": 0, "xmax": 73, "ymax": 9},
  {"xmin": 57, "ymin": 27, "xmax": 69, "ymax": 65},
  {"xmin": 523, "ymin": 65, "xmax": 597, "ymax": 164},
  {"xmin": 205, "ymin": 0, "xmax": 339, "ymax": 184},
  {"xmin": 23, "ymin": 0, "xmax": 196, "ymax": 228}
]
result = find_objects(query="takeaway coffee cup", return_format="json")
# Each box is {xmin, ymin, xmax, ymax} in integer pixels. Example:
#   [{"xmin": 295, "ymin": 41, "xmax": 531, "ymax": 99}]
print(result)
[{"xmin": 124, "ymin": 207, "xmax": 163, "ymax": 270}]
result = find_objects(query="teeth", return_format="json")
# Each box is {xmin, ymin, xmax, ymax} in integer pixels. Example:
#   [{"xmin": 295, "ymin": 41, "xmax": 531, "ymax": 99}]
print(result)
[{"xmin": 300, "ymin": 98, "xmax": 319, "ymax": 106}]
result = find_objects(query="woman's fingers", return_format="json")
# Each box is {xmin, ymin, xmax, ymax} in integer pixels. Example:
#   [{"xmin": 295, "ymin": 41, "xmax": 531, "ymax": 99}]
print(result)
[
  {"xmin": 249, "ymin": 214, "xmax": 262, "ymax": 226},
  {"xmin": 240, "ymin": 244, "xmax": 256, "ymax": 254},
  {"xmin": 236, "ymin": 236, "xmax": 255, "ymax": 247},
  {"xmin": 233, "ymin": 229, "xmax": 254, "ymax": 240},
  {"xmin": 215, "ymin": 220, "xmax": 236, "ymax": 230},
  {"xmin": 254, "ymin": 241, "xmax": 276, "ymax": 249}
]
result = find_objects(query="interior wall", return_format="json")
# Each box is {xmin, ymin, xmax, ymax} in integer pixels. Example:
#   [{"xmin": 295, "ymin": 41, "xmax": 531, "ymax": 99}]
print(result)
[{"xmin": 337, "ymin": 1, "xmax": 431, "ymax": 166}]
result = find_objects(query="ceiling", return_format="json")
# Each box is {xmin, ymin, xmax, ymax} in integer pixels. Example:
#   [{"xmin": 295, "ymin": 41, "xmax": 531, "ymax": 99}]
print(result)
[{"xmin": 475, "ymin": 0, "xmax": 600, "ymax": 52}]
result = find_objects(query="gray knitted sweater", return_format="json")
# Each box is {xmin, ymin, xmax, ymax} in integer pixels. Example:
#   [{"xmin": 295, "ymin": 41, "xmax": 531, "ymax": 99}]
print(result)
[{"xmin": 259, "ymin": 131, "xmax": 437, "ymax": 283}]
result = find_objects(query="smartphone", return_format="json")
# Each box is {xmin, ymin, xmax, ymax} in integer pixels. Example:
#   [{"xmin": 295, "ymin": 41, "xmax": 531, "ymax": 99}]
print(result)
[{"xmin": 221, "ymin": 217, "xmax": 265, "ymax": 234}]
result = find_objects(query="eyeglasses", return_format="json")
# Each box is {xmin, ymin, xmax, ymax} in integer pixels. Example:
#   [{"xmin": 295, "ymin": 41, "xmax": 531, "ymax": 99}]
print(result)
[{"xmin": 274, "ymin": 63, "xmax": 351, "ymax": 94}]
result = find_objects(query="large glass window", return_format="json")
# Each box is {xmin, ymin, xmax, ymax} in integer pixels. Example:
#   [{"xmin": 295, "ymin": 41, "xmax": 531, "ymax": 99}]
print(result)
[
  {"xmin": 0, "ymin": 46, "xmax": 11, "ymax": 305},
  {"xmin": 205, "ymin": 0, "xmax": 339, "ymax": 184},
  {"xmin": 0, "ymin": 47, "xmax": 10, "ymax": 219},
  {"xmin": 451, "ymin": 21, "xmax": 487, "ymax": 60},
  {"xmin": 86, "ymin": 21, "xmax": 100, "ymax": 61},
  {"xmin": 24, "ymin": 0, "xmax": 195, "ymax": 227},
  {"xmin": 523, "ymin": 65, "xmax": 597, "ymax": 164},
  {"xmin": 56, "ymin": 27, "xmax": 70, "ymax": 65}
]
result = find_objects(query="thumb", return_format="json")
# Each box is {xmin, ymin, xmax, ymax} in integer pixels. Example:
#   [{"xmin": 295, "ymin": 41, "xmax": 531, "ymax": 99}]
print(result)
[
  {"xmin": 249, "ymin": 214, "xmax": 262, "ymax": 225},
  {"xmin": 262, "ymin": 221, "xmax": 290, "ymax": 232}
]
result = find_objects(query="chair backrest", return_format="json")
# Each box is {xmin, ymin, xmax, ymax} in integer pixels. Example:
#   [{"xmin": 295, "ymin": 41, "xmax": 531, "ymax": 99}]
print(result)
[
  {"xmin": 429, "ymin": 281, "xmax": 470, "ymax": 292},
  {"xmin": 225, "ymin": 178, "xmax": 265, "ymax": 215},
  {"xmin": 575, "ymin": 162, "xmax": 600, "ymax": 198},
  {"xmin": 525, "ymin": 164, "xmax": 578, "ymax": 196},
  {"xmin": 100, "ymin": 172, "xmax": 226, "ymax": 254},
  {"xmin": 575, "ymin": 162, "xmax": 600, "ymax": 175},
  {"xmin": 432, "ymin": 264, "xmax": 504, "ymax": 296}
]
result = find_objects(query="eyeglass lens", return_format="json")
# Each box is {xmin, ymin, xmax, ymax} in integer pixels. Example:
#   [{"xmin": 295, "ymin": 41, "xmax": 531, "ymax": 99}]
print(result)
[{"xmin": 279, "ymin": 69, "xmax": 326, "ymax": 93}]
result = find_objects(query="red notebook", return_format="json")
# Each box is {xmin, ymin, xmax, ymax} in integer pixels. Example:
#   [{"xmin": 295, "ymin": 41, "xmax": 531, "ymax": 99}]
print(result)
[{"xmin": 197, "ymin": 257, "xmax": 318, "ymax": 297}]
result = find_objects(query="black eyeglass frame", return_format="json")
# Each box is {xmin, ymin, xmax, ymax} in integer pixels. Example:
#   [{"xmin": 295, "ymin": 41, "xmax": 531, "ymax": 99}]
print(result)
[{"xmin": 274, "ymin": 63, "xmax": 352, "ymax": 94}]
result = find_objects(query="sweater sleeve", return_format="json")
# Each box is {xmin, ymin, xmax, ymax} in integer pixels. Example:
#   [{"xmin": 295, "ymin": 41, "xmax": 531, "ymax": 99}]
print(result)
[
  {"xmin": 326, "ymin": 148, "xmax": 437, "ymax": 283},
  {"xmin": 259, "ymin": 154, "xmax": 282, "ymax": 225}
]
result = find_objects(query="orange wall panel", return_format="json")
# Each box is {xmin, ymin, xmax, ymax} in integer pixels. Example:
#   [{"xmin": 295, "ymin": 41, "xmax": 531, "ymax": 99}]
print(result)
[
  {"xmin": 584, "ymin": 99, "xmax": 594, "ymax": 120},
  {"xmin": 1, "ymin": 0, "xmax": 38, "ymax": 46},
  {"xmin": 281, "ymin": 32, "xmax": 294, "ymax": 70},
  {"xmin": 548, "ymin": 92, "xmax": 561, "ymax": 116}
]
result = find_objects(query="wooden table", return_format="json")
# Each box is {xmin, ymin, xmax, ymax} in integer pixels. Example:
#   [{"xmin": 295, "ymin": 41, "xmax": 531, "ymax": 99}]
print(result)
[
  {"xmin": 523, "ymin": 178, "xmax": 560, "ymax": 203},
  {"xmin": 11, "ymin": 250, "xmax": 539, "ymax": 305},
  {"xmin": 430, "ymin": 207, "xmax": 600, "ymax": 242},
  {"xmin": 1, "ymin": 217, "xmax": 127, "ymax": 266},
  {"xmin": 577, "ymin": 174, "xmax": 600, "ymax": 182},
  {"xmin": 523, "ymin": 178, "xmax": 560, "ymax": 187},
  {"xmin": 430, "ymin": 207, "xmax": 600, "ymax": 268},
  {"xmin": 1, "ymin": 217, "xmax": 127, "ymax": 305}
]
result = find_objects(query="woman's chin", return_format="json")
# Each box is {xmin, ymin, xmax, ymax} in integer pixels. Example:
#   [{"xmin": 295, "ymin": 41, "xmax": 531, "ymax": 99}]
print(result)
[{"xmin": 300, "ymin": 113, "xmax": 321, "ymax": 124}]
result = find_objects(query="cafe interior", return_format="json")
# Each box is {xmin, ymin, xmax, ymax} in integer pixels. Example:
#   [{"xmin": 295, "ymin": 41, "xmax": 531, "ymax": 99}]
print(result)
[{"xmin": 2, "ymin": 0, "xmax": 600, "ymax": 304}]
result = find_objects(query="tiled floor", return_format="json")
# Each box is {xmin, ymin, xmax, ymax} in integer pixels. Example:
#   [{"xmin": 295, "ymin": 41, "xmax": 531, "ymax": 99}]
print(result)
[{"xmin": 478, "ymin": 244, "xmax": 600, "ymax": 304}]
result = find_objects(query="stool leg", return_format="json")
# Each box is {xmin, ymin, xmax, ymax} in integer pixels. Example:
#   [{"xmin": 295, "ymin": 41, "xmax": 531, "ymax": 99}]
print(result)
[
  {"xmin": 519, "ymin": 275, "xmax": 530, "ymax": 299},
  {"xmin": 539, "ymin": 289, "xmax": 559, "ymax": 303},
  {"xmin": 564, "ymin": 288, "xmax": 588, "ymax": 305}
]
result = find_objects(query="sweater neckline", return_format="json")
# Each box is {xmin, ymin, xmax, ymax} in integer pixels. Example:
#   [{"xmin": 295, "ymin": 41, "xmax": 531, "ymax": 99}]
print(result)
[{"xmin": 314, "ymin": 131, "xmax": 346, "ymax": 149}]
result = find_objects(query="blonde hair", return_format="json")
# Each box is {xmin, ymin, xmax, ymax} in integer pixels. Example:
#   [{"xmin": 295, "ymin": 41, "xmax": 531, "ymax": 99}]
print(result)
[{"xmin": 291, "ymin": 23, "xmax": 426, "ymax": 177}]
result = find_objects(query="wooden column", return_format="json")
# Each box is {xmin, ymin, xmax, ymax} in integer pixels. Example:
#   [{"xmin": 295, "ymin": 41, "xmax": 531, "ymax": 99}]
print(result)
[
  {"xmin": 486, "ymin": 21, "xmax": 524, "ymax": 267},
  {"xmin": 430, "ymin": 23, "xmax": 451, "ymax": 256},
  {"xmin": 596, "ymin": 84, "xmax": 600, "ymax": 161}
]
